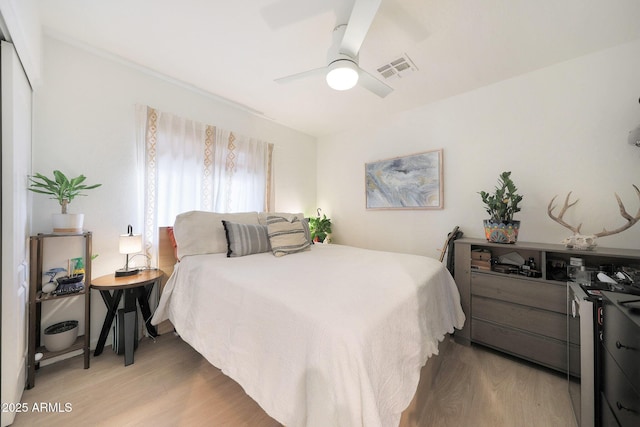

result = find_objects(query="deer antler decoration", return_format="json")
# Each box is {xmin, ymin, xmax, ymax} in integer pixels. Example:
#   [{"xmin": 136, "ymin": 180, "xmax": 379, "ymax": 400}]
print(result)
[
  {"xmin": 547, "ymin": 192, "xmax": 583, "ymax": 234},
  {"xmin": 548, "ymin": 185, "xmax": 640, "ymax": 248},
  {"xmin": 596, "ymin": 184, "xmax": 640, "ymax": 237}
]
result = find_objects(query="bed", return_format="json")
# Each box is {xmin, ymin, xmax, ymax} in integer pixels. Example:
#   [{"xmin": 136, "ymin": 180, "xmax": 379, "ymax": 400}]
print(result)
[{"xmin": 151, "ymin": 211, "xmax": 465, "ymax": 427}]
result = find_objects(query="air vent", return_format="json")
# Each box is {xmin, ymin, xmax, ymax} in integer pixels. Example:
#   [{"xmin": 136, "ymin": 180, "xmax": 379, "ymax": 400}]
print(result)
[{"xmin": 376, "ymin": 54, "xmax": 418, "ymax": 80}]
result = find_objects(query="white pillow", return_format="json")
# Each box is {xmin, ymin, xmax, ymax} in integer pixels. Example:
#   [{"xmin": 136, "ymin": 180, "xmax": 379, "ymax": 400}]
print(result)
[{"xmin": 174, "ymin": 211, "xmax": 259, "ymax": 259}]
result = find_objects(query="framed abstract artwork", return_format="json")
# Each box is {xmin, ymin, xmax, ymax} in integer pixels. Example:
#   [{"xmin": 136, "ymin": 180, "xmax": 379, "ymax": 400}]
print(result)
[{"xmin": 365, "ymin": 149, "xmax": 443, "ymax": 210}]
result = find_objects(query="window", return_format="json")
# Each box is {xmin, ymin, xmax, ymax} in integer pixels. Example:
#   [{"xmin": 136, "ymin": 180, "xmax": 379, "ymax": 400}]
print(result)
[{"xmin": 136, "ymin": 105, "xmax": 273, "ymax": 264}]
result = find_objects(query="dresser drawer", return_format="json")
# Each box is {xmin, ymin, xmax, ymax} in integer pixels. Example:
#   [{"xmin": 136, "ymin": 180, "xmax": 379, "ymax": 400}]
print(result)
[
  {"xmin": 471, "ymin": 319, "xmax": 571, "ymax": 372},
  {"xmin": 602, "ymin": 349, "xmax": 640, "ymax": 427},
  {"xmin": 601, "ymin": 392, "xmax": 621, "ymax": 427},
  {"xmin": 472, "ymin": 295, "xmax": 567, "ymax": 341},
  {"xmin": 471, "ymin": 272, "xmax": 566, "ymax": 313},
  {"xmin": 603, "ymin": 299, "xmax": 640, "ymax": 391}
]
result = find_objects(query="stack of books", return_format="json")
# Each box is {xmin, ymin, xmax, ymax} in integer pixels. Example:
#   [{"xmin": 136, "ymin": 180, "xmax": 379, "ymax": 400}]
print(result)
[{"xmin": 471, "ymin": 249, "xmax": 492, "ymax": 271}]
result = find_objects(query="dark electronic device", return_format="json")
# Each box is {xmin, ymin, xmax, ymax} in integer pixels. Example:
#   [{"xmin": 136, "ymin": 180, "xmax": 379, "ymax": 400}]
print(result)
[
  {"xmin": 492, "ymin": 263, "xmax": 519, "ymax": 274},
  {"xmin": 51, "ymin": 274, "xmax": 84, "ymax": 296}
]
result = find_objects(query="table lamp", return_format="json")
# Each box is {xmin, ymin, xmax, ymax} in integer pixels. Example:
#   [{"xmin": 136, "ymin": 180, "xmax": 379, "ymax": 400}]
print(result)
[{"xmin": 115, "ymin": 225, "xmax": 142, "ymax": 277}]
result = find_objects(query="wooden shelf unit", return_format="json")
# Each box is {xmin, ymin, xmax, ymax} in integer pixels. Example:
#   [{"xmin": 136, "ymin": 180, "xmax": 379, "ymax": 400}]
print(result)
[
  {"xmin": 453, "ymin": 237, "xmax": 640, "ymax": 373},
  {"xmin": 27, "ymin": 231, "xmax": 92, "ymax": 389}
]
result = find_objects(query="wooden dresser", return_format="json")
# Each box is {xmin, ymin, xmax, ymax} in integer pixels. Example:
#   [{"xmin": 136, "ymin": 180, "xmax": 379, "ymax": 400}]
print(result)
[
  {"xmin": 453, "ymin": 237, "xmax": 640, "ymax": 374},
  {"xmin": 600, "ymin": 291, "xmax": 640, "ymax": 427}
]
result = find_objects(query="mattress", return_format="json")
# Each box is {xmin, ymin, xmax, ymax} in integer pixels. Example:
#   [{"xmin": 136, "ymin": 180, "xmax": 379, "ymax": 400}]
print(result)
[{"xmin": 152, "ymin": 243, "xmax": 465, "ymax": 427}]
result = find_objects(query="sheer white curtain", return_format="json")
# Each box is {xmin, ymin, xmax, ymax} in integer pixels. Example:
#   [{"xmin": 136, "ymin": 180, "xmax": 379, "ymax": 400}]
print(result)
[{"xmin": 135, "ymin": 105, "xmax": 273, "ymax": 265}]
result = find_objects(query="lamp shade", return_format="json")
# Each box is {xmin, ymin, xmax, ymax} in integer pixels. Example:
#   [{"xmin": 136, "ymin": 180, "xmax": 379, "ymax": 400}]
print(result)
[
  {"xmin": 119, "ymin": 226, "xmax": 142, "ymax": 255},
  {"xmin": 115, "ymin": 225, "xmax": 142, "ymax": 277},
  {"xmin": 326, "ymin": 60, "xmax": 359, "ymax": 91}
]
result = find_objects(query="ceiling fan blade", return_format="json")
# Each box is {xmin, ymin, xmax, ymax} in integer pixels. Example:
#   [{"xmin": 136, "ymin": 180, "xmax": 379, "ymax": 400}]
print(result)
[
  {"xmin": 358, "ymin": 68, "xmax": 393, "ymax": 98},
  {"xmin": 340, "ymin": 0, "xmax": 382, "ymax": 58},
  {"xmin": 275, "ymin": 67, "xmax": 327, "ymax": 84}
]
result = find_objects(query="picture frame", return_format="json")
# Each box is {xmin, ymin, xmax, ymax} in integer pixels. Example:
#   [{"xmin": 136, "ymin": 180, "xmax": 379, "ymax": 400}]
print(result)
[{"xmin": 365, "ymin": 149, "xmax": 443, "ymax": 210}]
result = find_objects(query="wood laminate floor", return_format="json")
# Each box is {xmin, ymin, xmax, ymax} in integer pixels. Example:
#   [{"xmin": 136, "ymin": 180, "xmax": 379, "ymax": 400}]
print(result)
[{"xmin": 13, "ymin": 333, "xmax": 576, "ymax": 427}]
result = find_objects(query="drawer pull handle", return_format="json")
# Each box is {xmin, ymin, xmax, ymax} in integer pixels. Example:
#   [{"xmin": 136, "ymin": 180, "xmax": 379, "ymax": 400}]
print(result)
[
  {"xmin": 615, "ymin": 340, "xmax": 631, "ymax": 350},
  {"xmin": 616, "ymin": 401, "xmax": 635, "ymax": 413}
]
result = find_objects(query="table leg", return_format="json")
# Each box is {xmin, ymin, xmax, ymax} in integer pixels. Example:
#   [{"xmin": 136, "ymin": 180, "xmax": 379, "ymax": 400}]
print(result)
[
  {"xmin": 123, "ymin": 289, "xmax": 137, "ymax": 366},
  {"xmin": 138, "ymin": 283, "xmax": 158, "ymax": 337},
  {"xmin": 94, "ymin": 289, "xmax": 123, "ymax": 356}
]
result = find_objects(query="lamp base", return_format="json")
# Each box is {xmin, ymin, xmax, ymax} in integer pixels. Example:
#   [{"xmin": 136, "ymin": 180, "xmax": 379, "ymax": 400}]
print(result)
[{"xmin": 115, "ymin": 268, "xmax": 140, "ymax": 277}]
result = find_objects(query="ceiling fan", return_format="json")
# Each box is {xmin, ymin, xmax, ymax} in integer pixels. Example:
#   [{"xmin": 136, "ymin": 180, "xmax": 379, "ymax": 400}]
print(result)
[{"xmin": 274, "ymin": 0, "xmax": 393, "ymax": 98}]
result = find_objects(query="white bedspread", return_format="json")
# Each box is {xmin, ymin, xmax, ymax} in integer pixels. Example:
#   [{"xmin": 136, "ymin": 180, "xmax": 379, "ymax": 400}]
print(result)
[{"xmin": 152, "ymin": 244, "xmax": 465, "ymax": 427}]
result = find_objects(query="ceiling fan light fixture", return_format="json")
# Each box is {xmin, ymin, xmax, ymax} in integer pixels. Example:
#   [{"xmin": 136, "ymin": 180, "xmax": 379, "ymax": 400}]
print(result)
[{"xmin": 326, "ymin": 60, "xmax": 359, "ymax": 91}]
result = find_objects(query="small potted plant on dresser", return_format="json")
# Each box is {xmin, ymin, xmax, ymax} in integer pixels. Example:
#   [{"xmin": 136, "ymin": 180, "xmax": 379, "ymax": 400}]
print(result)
[
  {"xmin": 28, "ymin": 170, "xmax": 102, "ymax": 233},
  {"xmin": 479, "ymin": 171, "xmax": 523, "ymax": 243}
]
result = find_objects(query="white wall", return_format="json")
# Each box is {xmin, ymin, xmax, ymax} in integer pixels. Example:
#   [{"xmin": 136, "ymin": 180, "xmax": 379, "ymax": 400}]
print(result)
[
  {"xmin": 32, "ymin": 36, "xmax": 317, "ymax": 347},
  {"xmin": 0, "ymin": 0, "xmax": 42, "ymax": 85},
  {"xmin": 318, "ymin": 39, "xmax": 640, "ymax": 257}
]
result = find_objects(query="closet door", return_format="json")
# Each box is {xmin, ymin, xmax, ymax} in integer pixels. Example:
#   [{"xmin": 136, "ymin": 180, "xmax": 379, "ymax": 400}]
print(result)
[{"xmin": 1, "ymin": 40, "xmax": 32, "ymax": 427}]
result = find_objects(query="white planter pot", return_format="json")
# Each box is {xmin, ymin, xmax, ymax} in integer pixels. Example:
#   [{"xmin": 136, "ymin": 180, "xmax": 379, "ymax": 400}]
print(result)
[
  {"xmin": 43, "ymin": 320, "xmax": 79, "ymax": 352},
  {"xmin": 52, "ymin": 213, "xmax": 84, "ymax": 233}
]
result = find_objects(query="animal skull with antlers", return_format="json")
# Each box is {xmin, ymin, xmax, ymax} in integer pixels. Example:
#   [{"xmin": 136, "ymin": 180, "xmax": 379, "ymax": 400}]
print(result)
[{"xmin": 547, "ymin": 185, "xmax": 640, "ymax": 250}]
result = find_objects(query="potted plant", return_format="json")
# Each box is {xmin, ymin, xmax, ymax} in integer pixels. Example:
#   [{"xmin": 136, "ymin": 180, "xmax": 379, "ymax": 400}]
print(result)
[
  {"xmin": 309, "ymin": 213, "xmax": 332, "ymax": 243},
  {"xmin": 479, "ymin": 171, "xmax": 523, "ymax": 243},
  {"xmin": 28, "ymin": 170, "xmax": 101, "ymax": 233}
]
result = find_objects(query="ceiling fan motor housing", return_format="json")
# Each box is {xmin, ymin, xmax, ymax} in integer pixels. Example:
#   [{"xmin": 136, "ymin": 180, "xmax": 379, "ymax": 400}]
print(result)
[
  {"xmin": 325, "ymin": 24, "xmax": 360, "ymax": 90},
  {"xmin": 327, "ymin": 24, "xmax": 359, "ymax": 64}
]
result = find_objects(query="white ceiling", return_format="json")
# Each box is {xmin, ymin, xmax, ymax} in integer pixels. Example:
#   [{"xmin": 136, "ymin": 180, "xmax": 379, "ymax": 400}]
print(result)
[{"xmin": 36, "ymin": 0, "xmax": 640, "ymax": 138}]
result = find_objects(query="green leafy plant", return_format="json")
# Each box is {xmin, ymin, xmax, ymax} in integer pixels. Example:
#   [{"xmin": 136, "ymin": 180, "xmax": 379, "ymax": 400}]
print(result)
[
  {"xmin": 309, "ymin": 214, "xmax": 332, "ymax": 242},
  {"xmin": 479, "ymin": 171, "xmax": 523, "ymax": 223},
  {"xmin": 28, "ymin": 170, "xmax": 102, "ymax": 214}
]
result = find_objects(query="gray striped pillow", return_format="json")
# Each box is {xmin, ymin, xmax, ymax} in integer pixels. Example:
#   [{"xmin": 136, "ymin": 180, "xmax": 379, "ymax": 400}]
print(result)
[
  {"xmin": 266, "ymin": 216, "xmax": 311, "ymax": 257},
  {"xmin": 222, "ymin": 221, "xmax": 271, "ymax": 257}
]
